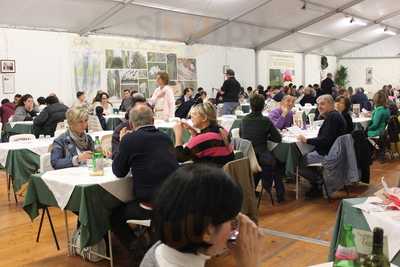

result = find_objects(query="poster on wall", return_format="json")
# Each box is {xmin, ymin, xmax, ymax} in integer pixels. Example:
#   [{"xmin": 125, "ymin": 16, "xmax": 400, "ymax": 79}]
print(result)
[
  {"xmin": 2, "ymin": 74, "xmax": 15, "ymax": 94},
  {"xmin": 366, "ymin": 67, "xmax": 373, "ymax": 85},
  {"xmin": 0, "ymin": 60, "xmax": 16, "ymax": 73},
  {"xmin": 103, "ymin": 49, "xmax": 198, "ymax": 98},
  {"xmin": 73, "ymin": 49, "xmax": 101, "ymax": 99},
  {"xmin": 177, "ymin": 58, "xmax": 197, "ymax": 81},
  {"xmin": 269, "ymin": 54, "xmax": 295, "ymax": 87}
]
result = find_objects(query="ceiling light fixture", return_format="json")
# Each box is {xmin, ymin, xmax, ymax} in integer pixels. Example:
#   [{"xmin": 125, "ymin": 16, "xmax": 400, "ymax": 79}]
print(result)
[
  {"xmin": 383, "ymin": 26, "xmax": 397, "ymax": 35},
  {"xmin": 301, "ymin": 1, "xmax": 306, "ymax": 10}
]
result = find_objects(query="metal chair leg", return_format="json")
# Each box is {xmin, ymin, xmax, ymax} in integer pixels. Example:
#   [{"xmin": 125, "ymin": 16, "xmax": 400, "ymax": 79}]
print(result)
[
  {"xmin": 36, "ymin": 208, "xmax": 46, "ymax": 242},
  {"xmin": 257, "ymin": 186, "xmax": 263, "ymax": 208},
  {"xmin": 108, "ymin": 230, "xmax": 114, "ymax": 267},
  {"xmin": 296, "ymin": 167, "xmax": 300, "ymax": 200},
  {"xmin": 46, "ymin": 208, "xmax": 60, "ymax": 250},
  {"xmin": 6, "ymin": 173, "xmax": 11, "ymax": 201}
]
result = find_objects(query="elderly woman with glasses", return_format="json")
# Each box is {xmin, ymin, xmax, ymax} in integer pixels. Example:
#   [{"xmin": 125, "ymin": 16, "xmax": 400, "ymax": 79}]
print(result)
[
  {"xmin": 173, "ymin": 102, "xmax": 234, "ymax": 167},
  {"xmin": 50, "ymin": 107, "xmax": 94, "ymax": 169}
]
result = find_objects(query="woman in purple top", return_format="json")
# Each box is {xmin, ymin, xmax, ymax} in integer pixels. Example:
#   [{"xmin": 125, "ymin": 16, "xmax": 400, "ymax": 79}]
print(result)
[{"xmin": 268, "ymin": 95, "xmax": 295, "ymax": 130}]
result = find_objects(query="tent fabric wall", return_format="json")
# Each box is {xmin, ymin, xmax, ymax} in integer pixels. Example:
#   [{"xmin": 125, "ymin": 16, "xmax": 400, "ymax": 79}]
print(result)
[
  {"xmin": 0, "ymin": 29, "xmax": 255, "ymax": 105},
  {"xmin": 338, "ymin": 35, "xmax": 400, "ymax": 95}
]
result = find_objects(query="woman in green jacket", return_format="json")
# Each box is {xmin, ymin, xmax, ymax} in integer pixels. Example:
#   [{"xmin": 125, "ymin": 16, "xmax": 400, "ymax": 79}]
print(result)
[{"xmin": 367, "ymin": 90, "xmax": 390, "ymax": 137}]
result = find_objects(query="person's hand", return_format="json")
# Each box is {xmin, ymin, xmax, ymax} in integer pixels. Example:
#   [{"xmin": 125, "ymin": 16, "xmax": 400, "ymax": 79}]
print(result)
[
  {"xmin": 281, "ymin": 106, "xmax": 289, "ymax": 117},
  {"xmin": 231, "ymin": 214, "xmax": 261, "ymax": 267},
  {"xmin": 297, "ymin": 135, "xmax": 307, "ymax": 144},
  {"xmin": 181, "ymin": 121, "xmax": 197, "ymax": 136},
  {"xmin": 119, "ymin": 127, "xmax": 132, "ymax": 141},
  {"xmin": 78, "ymin": 151, "xmax": 92, "ymax": 162},
  {"xmin": 173, "ymin": 123, "xmax": 184, "ymax": 146}
]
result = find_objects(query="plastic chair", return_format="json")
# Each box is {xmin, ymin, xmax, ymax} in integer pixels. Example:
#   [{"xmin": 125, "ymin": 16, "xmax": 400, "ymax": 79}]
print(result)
[
  {"xmin": 39, "ymin": 153, "xmax": 53, "ymax": 173},
  {"xmin": 9, "ymin": 134, "xmax": 35, "ymax": 142}
]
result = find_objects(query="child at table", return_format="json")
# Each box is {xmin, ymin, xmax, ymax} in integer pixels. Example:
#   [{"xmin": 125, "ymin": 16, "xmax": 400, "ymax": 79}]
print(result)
[{"xmin": 95, "ymin": 106, "xmax": 107, "ymax": 130}]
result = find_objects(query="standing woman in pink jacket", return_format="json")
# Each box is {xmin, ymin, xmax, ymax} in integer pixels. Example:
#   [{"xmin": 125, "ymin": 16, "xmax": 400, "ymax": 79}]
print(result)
[{"xmin": 150, "ymin": 72, "xmax": 175, "ymax": 121}]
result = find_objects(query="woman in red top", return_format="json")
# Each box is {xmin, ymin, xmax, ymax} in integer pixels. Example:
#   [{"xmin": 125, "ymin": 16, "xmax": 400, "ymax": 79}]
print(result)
[{"xmin": 174, "ymin": 102, "xmax": 234, "ymax": 167}]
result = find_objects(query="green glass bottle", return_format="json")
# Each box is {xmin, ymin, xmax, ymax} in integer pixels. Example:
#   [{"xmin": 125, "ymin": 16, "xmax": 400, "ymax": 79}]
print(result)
[
  {"xmin": 94, "ymin": 136, "xmax": 103, "ymax": 158},
  {"xmin": 91, "ymin": 136, "xmax": 104, "ymax": 176},
  {"xmin": 361, "ymin": 227, "xmax": 390, "ymax": 267},
  {"xmin": 334, "ymin": 224, "xmax": 359, "ymax": 267}
]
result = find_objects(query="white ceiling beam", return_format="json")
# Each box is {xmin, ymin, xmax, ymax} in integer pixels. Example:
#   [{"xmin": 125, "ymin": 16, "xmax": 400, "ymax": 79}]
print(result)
[
  {"xmin": 184, "ymin": 0, "xmax": 275, "ymax": 44},
  {"xmin": 79, "ymin": 0, "xmax": 135, "ymax": 36},
  {"xmin": 253, "ymin": 0, "xmax": 366, "ymax": 51},
  {"xmin": 105, "ymin": 0, "xmax": 288, "ymax": 41},
  {"xmin": 302, "ymin": 7, "xmax": 400, "ymax": 54},
  {"xmin": 304, "ymin": 0, "xmax": 400, "ymax": 31},
  {"xmin": 337, "ymin": 35, "xmax": 396, "ymax": 57}
]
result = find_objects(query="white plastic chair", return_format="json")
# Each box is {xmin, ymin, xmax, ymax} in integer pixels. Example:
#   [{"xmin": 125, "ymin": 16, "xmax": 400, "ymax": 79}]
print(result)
[
  {"xmin": 54, "ymin": 129, "xmax": 67, "ymax": 138},
  {"xmin": 40, "ymin": 153, "xmax": 53, "ymax": 173},
  {"xmin": 9, "ymin": 134, "xmax": 36, "ymax": 142}
]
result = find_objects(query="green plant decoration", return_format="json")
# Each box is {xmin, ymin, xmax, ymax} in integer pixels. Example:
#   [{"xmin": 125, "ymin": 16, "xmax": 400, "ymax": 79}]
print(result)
[{"xmin": 335, "ymin": 65, "xmax": 349, "ymax": 87}]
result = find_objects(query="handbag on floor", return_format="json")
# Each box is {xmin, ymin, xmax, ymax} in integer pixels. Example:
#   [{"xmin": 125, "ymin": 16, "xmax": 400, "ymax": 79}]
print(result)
[{"xmin": 70, "ymin": 227, "xmax": 106, "ymax": 263}]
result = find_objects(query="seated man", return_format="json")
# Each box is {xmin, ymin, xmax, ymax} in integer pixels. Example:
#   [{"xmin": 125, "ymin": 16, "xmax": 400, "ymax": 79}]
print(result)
[
  {"xmin": 111, "ymin": 93, "xmax": 146, "ymax": 159},
  {"xmin": 240, "ymin": 94, "xmax": 284, "ymax": 202},
  {"xmin": 268, "ymin": 95, "xmax": 295, "ymax": 130},
  {"xmin": 297, "ymin": 94, "xmax": 346, "ymax": 198},
  {"xmin": 111, "ymin": 104, "xmax": 179, "ymax": 249}
]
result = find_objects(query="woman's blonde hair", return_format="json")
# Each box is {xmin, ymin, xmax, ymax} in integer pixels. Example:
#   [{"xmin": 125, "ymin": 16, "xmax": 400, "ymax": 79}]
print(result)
[
  {"xmin": 190, "ymin": 102, "xmax": 217, "ymax": 126},
  {"xmin": 190, "ymin": 102, "xmax": 230, "ymax": 146},
  {"xmin": 66, "ymin": 107, "xmax": 89, "ymax": 126}
]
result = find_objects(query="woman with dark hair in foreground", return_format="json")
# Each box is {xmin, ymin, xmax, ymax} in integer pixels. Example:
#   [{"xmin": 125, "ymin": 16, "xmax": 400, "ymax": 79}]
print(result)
[{"xmin": 140, "ymin": 165, "xmax": 261, "ymax": 267}]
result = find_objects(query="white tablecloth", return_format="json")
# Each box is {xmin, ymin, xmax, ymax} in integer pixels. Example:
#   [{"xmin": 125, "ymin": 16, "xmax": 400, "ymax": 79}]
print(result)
[
  {"xmin": 309, "ymin": 262, "xmax": 398, "ymax": 267},
  {"xmin": 268, "ymin": 127, "xmax": 318, "ymax": 155},
  {"xmin": 88, "ymin": 130, "xmax": 114, "ymax": 140},
  {"xmin": 0, "ymin": 138, "xmax": 53, "ymax": 167},
  {"xmin": 42, "ymin": 166, "xmax": 133, "ymax": 209},
  {"xmin": 104, "ymin": 114, "xmax": 125, "ymax": 121},
  {"xmin": 8, "ymin": 121, "xmax": 34, "ymax": 128},
  {"xmin": 354, "ymin": 197, "xmax": 400, "ymax": 261}
]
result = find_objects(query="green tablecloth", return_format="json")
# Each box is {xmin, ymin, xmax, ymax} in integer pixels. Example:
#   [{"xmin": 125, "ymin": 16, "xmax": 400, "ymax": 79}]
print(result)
[
  {"xmin": 3, "ymin": 123, "xmax": 34, "ymax": 141},
  {"xmin": 106, "ymin": 118, "xmax": 123, "ymax": 131},
  {"xmin": 6, "ymin": 149, "xmax": 40, "ymax": 192},
  {"xmin": 23, "ymin": 174, "xmax": 123, "ymax": 249},
  {"xmin": 329, "ymin": 198, "xmax": 400, "ymax": 265},
  {"xmin": 272, "ymin": 143, "xmax": 302, "ymax": 177},
  {"xmin": 229, "ymin": 118, "xmax": 301, "ymax": 177},
  {"xmin": 158, "ymin": 127, "xmax": 191, "ymax": 145}
]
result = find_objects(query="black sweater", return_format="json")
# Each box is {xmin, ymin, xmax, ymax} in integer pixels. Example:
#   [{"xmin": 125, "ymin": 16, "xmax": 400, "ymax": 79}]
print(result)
[
  {"xmin": 240, "ymin": 112, "xmax": 282, "ymax": 154},
  {"xmin": 112, "ymin": 126, "xmax": 179, "ymax": 202},
  {"xmin": 307, "ymin": 110, "xmax": 346, "ymax": 155},
  {"xmin": 221, "ymin": 77, "xmax": 241, "ymax": 102}
]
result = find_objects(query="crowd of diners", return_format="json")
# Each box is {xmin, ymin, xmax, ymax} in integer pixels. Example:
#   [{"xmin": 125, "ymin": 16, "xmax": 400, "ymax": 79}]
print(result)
[{"xmin": 0, "ymin": 69, "xmax": 399, "ymax": 266}]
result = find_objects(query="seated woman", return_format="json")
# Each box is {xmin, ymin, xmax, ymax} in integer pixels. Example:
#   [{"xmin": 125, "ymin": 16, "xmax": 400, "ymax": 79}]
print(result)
[
  {"xmin": 93, "ymin": 92, "xmax": 113, "ymax": 115},
  {"xmin": 335, "ymin": 96, "xmax": 354, "ymax": 134},
  {"xmin": 367, "ymin": 90, "xmax": 390, "ymax": 137},
  {"xmin": 174, "ymin": 102, "xmax": 234, "ymax": 167},
  {"xmin": 95, "ymin": 106, "xmax": 107, "ymax": 130},
  {"xmin": 268, "ymin": 95, "xmax": 295, "ymax": 130},
  {"xmin": 50, "ymin": 107, "xmax": 94, "ymax": 169},
  {"xmin": 140, "ymin": 164, "xmax": 260, "ymax": 267},
  {"xmin": 12, "ymin": 94, "xmax": 37, "ymax": 122},
  {"xmin": 33, "ymin": 95, "xmax": 68, "ymax": 137},
  {"xmin": 299, "ymin": 86, "xmax": 316, "ymax": 106},
  {"xmin": 240, "ymin": 94, "xmax": 284, "ymax": 202}
]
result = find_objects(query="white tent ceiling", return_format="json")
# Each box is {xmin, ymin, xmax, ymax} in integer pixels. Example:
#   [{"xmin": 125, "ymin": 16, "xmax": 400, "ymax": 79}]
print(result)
[{"xmin": 0, "ymin": 0, "xmax": 399, "ymax": 56}]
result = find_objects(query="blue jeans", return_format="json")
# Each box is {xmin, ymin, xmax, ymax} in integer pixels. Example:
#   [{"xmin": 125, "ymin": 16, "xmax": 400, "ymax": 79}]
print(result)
[
  {"xmin": 222, "ymin": 102, "xmax": 239, "ymax": 115},
  {"xmin": 299, "ymin": 151, "xmax": 324, "ymax": 185}
]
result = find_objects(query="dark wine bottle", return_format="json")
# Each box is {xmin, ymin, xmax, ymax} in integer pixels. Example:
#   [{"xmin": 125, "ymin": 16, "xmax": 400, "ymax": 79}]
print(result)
[{"xmin": 361, "ymin": 227, "xmax": 390, "ymax": 267}]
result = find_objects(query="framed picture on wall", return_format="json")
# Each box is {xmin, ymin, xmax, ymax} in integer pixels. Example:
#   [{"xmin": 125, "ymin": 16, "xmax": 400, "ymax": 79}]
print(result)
[
  {"xmin": 2, "ymin": 74, "xmax": 15, "ymax": 94},
  {"xmin": 0, "ymin": 60, "xmax": 16, "ymax": 73}
]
